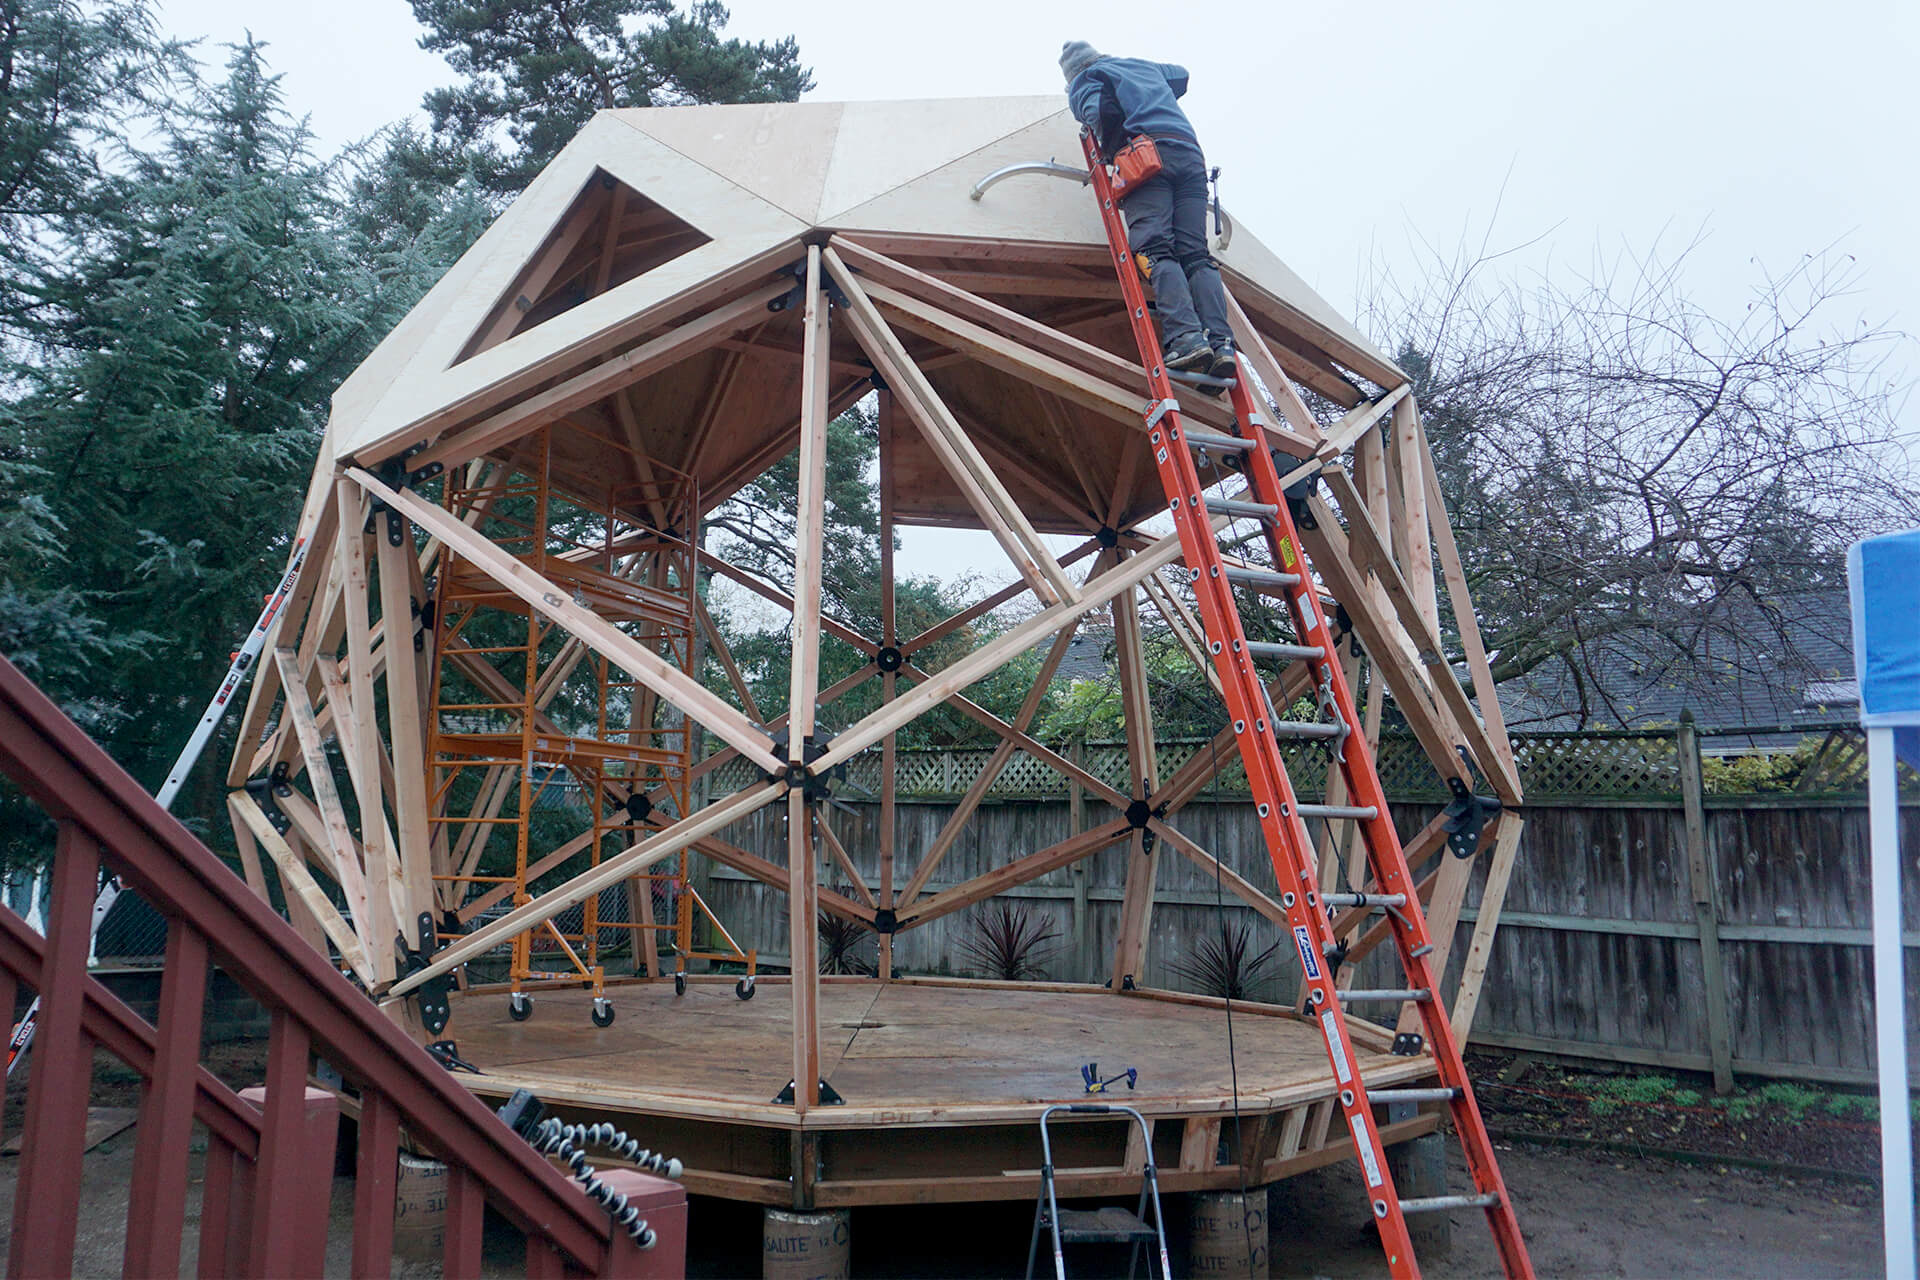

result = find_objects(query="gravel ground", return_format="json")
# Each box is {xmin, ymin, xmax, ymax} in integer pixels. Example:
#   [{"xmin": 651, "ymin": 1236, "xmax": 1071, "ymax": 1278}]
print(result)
[{"xmin": 0, "ymin": 1039, "xmax": 1898, "ymax": 1278}]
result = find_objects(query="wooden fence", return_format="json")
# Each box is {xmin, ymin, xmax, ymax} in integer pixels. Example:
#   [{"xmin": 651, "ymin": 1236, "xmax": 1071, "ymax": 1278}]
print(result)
[{"xmin": 697, "ymin": 720, "xmax": 1918, "ymax": 1089}]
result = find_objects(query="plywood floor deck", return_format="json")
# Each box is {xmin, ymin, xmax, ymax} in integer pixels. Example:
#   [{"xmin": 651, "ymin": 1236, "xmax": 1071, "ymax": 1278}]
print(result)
[{"xmin": 448, "ymin": 978, "xmax": 1435, "ymax": 1129}]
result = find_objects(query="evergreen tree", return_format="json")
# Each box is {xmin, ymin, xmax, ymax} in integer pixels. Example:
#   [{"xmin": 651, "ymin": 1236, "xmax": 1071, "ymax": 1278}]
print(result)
[
  {"xmin": 3, "ymin": 41, "xmax": 445, "ymax": 810},
  {"xmin": 410, "ymin": 0, "xmax": 812, "ymax": 195}
]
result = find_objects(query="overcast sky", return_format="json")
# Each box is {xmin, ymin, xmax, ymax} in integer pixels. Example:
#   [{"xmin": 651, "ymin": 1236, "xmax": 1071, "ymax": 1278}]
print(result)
[{"xmin": 160, "ymin": 0, "xmax": 1920, "ymax": 587}]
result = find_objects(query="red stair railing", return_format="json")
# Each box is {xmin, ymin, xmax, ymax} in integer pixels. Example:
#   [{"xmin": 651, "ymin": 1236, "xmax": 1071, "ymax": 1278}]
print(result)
[{"xmin": 0, "ymin": 654, "xmax": 684, "ymax": 1278}]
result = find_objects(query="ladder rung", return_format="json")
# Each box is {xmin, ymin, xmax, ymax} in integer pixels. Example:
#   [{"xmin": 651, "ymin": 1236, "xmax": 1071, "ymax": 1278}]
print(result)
[
  {"xmin": 1398, "ymin": 1193, "xmax": 1501, "ymax": 1215},
  {"xmin": 1338, "ymin": 988, "xmax": 1432, "ymax": 1003},
  {"xmin": 1300, "ymin": 805, "xmax": 1380, "ymax": 823},
  {"xmin": 1222, "ymin": 566, "xmax": 1301, "ymax": 592},
  {"xmin": 1208, "ymin": 498, "xmax": 1279, "ymax": 521},
  {"xmin": 1185, "ymin": 429, "xmax": 1257, "ymax": 453},
  {"xmin": 1272, "ymin": 720, "xmax": 1343, "ymax": 741},
  {"xmin": 1368, "ymin": 1087, "xmax": 1462, "ymax": 1105},
  {"xmin": 1245, "ymin": 641, "xmax": 1324, "ymax": 662}
]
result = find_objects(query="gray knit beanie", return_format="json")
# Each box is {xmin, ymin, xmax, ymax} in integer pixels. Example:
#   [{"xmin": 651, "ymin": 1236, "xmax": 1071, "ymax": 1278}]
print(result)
[{"xmin": 1059, "ymin": 40, "xmax": 1102, "ymax": 84}]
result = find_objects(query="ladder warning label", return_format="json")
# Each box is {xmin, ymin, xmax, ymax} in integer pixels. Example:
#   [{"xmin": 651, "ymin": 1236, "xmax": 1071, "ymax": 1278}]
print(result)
[
  {"xmin": 1278, "ymin": 537, "xmax": 1297, "ymax": 569},
  {"xmin": 1320, "ymin": 1010, "xmax": 1353, "ymax": 1083},
  {"xmin": 1294, "ymin": 926, "xmax": 1321, "ymax": 980},
  {"xmin": 1350, "ymin": 1114, "xmax": 1384, "ymax": 1187}
]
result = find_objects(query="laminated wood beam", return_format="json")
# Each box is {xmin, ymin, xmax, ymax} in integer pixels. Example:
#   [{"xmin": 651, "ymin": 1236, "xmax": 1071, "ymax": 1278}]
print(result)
[
  {"xmin": 1392, "ymin": 396, "xmax": 1439, "ymax": 636},
  {"xmin": 897, "ymin": 536, "xmax": 1102, "ymax": 656},
  {"xmin": 226, "ymin": 460, "xmax": 342, "ymax": 787},
  {"xmin": 787, "ymin": 789, "xmax": 821, "ymax": 1112},
  {"xmin": 897, "ymin": 818, "xmax": 1134, "ymax": 931},
  {"xmin": 699, "ymin": 551, "xmax": 879, "ymax": 656},
  {"xmin": 895, "ymin": 614, "xmax": 1088, "ymax": 906},
  {"xmin": 388, "ymin": 780, "xmax": 787, "ymax": 998},
  {"xmin": 695, "ymin": 593, "xmax": 763, "ymax": 723},
  {"xmin": 877, "ymin": 389, "xmax": 898, "ymax": 978},
  {"xmin": 411, "ymin": 279, "xmax": 792, "ymax": 473},
  {"xmin": 1222, "ymin": 291, "xmax": 1321, "ymax": 444},
  {"xmin": 332, "ymin": 481, "xmax": 406, "ymax": 971},
  {"xmin": 830, "ymin": 237, "xmax": 1236, "ymax": 436},
  {"xmin": 1417, "ymin": 415, "xmax": 1517, "ymax": 785},
  {"xmin": 690, "ymin": 833, "xmax": 873, "ymax": 925},
  {"xmin": 269, "ymin": 648, "xmax": 373, "ymax": 933},
  {"xmin": 823, "ymin": 247, "xmax": 1077, "ymax": 607},
  {"xmin": 372, "ymin": 241, "xmax": 805, "ymax": 460},
  {"xmin": 1275, "ymin": 384, "xmax": 1411, "ymax": 492},
  {"xmin": 229, "ymin": 792, "xmax": 374, "ymax": 983},
  {"xmin": 835, "ymin": 231, "xmax": 1110, "ymax": 271},
  {"xmin": 894, "ymin": 663, "xmax": 1129, "ymax": 812},
  {"xmin": 1219, "ymin": 266, "xmax": 1399, "ymax": 398},
  {"xmin": 471, "ymin": 193, "xmax": 607, "ymax": 355},
  {"xmin": 1313, "ymin": 469, "xmax": 1522, "ymax": 802},
  {"xmin": 375, "ymin": 525, "xmax": 438, "ymax": 934},
  {"xmin": 786, "ymin": 246, "xmax": 831, "ymax": 1111},
  {"xmin": 813, "ymin": 813, "xmax": 874, "ymax": 908},
  {"xmin": 1449, "ymin": 810, "xmax": 1525, "ymax": 1039},
  {"xmin": 1149, "ymin": 820, "xmax": 1288, "ymax": 930},
  {"xmin": 349, "ymin": 466, "xmax": 783, "ymax": 776},
  {"xmin": 787, "ymin": 243, "xmax": 832, "ymax": 754},
  {"xmin": 1108, "ymin": 569, "xmax": 1162, "ymax": 989}
]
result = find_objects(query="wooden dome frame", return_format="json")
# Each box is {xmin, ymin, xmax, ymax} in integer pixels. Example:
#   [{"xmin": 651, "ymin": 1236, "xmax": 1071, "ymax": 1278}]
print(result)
[{"xmin": 221, "ymin": 99, "xmax": 1526, "ymax": 1135}]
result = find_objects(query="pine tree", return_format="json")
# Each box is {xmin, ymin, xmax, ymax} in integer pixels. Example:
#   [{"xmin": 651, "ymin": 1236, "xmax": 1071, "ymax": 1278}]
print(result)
[
  {"xmin": 3, "ymin": 41, "xmax": 440, "ymax": 807},
  {"xmin": 409, "ymin": 0, "xmax": 812, "ymax": 194}
]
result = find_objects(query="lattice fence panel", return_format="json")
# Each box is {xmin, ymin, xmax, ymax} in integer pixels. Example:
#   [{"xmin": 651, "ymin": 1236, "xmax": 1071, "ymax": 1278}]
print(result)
[
  {"xmin": 691, "ymin": 724, "xmax": 1893, "ymax": 805},
  {"xmin": 1513, "ymin": 733, "xmax": 1681, "ymax": 798}
]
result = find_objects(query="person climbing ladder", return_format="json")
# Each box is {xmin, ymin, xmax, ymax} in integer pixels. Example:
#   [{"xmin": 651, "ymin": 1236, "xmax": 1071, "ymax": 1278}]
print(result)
[{"xmin": 1061, "ymin": 40, "xmax": 1236, "ymax": 377}]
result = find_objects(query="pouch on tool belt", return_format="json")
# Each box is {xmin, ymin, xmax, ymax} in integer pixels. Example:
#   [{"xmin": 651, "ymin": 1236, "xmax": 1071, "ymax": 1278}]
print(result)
[{"xmin": 1108, "ymin": 135, "xmax": 1163, "ymax": 197}]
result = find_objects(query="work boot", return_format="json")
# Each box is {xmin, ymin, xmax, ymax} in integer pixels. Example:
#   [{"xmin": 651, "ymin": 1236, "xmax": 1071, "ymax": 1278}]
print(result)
[
  {"xmin": 1207, "ymin": 344, "xmax": 1238, "ymax": 380},
  {"xmin": 1163, "ymin": 337, "xmax": 1213, "ymax": 373}
]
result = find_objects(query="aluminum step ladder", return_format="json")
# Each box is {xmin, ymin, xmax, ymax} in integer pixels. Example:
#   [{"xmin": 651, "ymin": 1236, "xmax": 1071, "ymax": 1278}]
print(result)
[
  {"xmin": 1026, "ymin": 1104, "xmax": 1169, "ymax": 1280},
  {"xmin": 1077, "ymin": 127, "xmax": 1535, "ymax": 1280}
]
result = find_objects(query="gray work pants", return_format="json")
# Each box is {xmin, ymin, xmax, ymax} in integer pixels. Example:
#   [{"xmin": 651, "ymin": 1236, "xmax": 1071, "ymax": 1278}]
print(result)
[{"xmin": 1119, "ymin": 136, "xmax": 1233, "ymax": 353}]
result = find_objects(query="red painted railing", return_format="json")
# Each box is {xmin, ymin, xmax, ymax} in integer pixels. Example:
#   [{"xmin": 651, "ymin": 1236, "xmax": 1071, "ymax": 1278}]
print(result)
[{"xmin": 0, "ymin": 656, "xmax": 685, "ymax": 1278}]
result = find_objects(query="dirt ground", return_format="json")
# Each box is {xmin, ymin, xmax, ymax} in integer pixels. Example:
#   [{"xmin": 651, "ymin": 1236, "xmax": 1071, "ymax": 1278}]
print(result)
[{"xmin": 0, "ymin": 1117, "xmax": 1890, "ymax": 1277}]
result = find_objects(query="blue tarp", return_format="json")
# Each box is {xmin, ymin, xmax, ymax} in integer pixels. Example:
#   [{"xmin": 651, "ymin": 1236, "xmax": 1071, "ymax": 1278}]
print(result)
[{"xmin": 1850, "ymin": 526, "xmax": 1920, "ymax": 770}]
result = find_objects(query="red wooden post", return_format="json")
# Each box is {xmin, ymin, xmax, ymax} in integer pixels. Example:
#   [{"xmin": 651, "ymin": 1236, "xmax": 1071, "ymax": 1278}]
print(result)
[
  {"xmin": 124, "ymin": 923, "xmax": 210, "ymax": 1277},
  {"xmin": 0, "ymin": 967, "xmax": 15, "ymax": 1150},
  {"xmin": 524, "ymin": 1236, "xmax": 567, "ymax": 1278},
  {"xmin": 351, "ymin": 1089, "xmax": 400, "ymax": 1277},
  {"xmin": 595, "ymin": 1169, "xmax": 688, "ymax": 1279},
  {"xmin": 243, "ymin": 1011, "xmax": 338, "ymax": 1279},
  {"xmin": 195, "ymin": 1133, "xmax": 241, "ymax": 1280},
  {"xmin": 443, "ymin": 1162, "xmax": 486, "ymax": 1279},
  {"xmin": 8, "ymin": 823, "xmax": 101, "ymax": 1280}
]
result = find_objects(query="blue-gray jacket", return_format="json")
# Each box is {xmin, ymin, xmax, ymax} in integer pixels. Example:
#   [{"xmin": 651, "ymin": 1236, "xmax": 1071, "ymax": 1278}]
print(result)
[{"xmin": 1068, "ymin": 57, "xmax": 1196, "ymax": 157}]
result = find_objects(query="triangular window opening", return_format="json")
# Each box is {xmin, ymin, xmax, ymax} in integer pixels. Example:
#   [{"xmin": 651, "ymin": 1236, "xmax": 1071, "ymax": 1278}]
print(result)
[{"xmin": 455, "ymin": 170, "xmax": 711, "ymax": 365}]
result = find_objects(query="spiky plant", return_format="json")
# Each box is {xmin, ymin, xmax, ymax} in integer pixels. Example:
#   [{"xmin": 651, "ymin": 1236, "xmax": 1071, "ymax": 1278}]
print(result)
[
  {"xmin": 1171, "ymin": 921, "xmax": 1281, "ymax": 1001},
  {"xmin": 819, "ymin": 892, "xmax": 876, "ymax": 975},
  {"xmin": 958, "ymin": 901, "xmax": 1061, "ymax": 981}
]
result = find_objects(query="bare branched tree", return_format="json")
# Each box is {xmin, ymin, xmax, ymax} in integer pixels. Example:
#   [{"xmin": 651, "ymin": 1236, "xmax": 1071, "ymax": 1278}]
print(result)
[{"xmin": 1360, "ymin": 234, "xmax": 1917, "ymax": 727}]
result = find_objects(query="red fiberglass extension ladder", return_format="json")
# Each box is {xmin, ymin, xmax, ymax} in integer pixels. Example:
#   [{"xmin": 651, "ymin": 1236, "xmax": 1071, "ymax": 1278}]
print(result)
[{"xmin": 1080, "ymin": 131, "xmax": 1534, "ymax": 1280}]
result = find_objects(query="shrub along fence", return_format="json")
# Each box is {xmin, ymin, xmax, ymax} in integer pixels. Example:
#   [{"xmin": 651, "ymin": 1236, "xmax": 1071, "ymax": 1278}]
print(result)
[{"xmin": 697, "ymin": 719, "xmax": 1918, "ymax": 1091}]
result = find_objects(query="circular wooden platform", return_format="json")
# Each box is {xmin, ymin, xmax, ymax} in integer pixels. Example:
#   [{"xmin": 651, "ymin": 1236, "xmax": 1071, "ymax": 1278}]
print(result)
[{"xmin": 446, "ymin": 977, "xmax": 1441, "ymax": 1206}]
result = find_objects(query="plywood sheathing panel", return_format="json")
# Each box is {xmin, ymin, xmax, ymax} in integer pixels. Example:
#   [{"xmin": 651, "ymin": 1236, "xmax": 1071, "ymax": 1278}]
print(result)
[{"xmin": 331, "ymin": 115, "xmax": 809, "ymax": 464}]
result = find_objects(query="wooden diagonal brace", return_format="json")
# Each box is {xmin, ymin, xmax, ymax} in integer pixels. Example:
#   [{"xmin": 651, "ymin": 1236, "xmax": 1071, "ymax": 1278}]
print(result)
[{"xmin": 348, "ymin": 466, "xmax": 783, "ymax": 776}]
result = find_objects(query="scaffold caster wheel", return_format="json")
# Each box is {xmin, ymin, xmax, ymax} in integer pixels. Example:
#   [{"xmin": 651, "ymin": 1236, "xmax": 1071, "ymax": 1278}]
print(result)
[
  {"xmin": 591, "ymin": 998, "xmax": 615, "ymax": 1028},
  {"xmin": 673, "ymin": 973, "xmax": 687, "ymax": 997},
  {"xmin": 735, "ymin": 976, "xmax": 756, "ymax": 1001},
  {"xmin": 508, "ymin": 992, "xmax": 533, "ymax": 1021}
]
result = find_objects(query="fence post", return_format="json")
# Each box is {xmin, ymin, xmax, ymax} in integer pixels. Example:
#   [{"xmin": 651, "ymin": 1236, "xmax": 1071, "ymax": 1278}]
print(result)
[
  {"xmin": 1678, "ymin": 711, "xmax": 1735, "ymax": 1094},
  {"xmin": 1068, "ymin": 737, "xmax": 1088, "ymax": 982}
]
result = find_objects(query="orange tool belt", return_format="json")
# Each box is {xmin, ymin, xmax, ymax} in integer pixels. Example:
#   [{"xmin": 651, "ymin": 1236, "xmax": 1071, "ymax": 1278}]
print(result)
[{"xmin": 1107, "ymin": 135, "xmax": 1163, "ymax": 198}]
